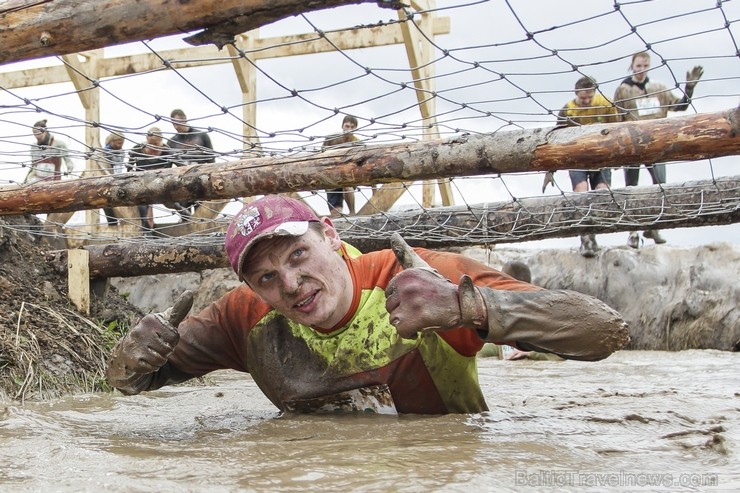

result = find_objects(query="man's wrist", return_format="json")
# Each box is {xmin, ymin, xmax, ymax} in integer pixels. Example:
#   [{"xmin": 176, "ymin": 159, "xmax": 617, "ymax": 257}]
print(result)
[{"xmin": 457, "ymin": 275, "xmax": 488, "ymax": 333}]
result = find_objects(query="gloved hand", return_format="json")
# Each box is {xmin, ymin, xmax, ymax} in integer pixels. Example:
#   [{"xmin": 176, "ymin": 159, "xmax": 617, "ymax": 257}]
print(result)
[
  {"xmin": 106, "ymin": 290, "xmax": 194, "ymax": 395},
  {"xmin": 385, "ymin": 234, "xmax": 486, "ymax": 339},
  {"xmin": 541, "ymin": 171, "xmax": 555, "ymax": 193},
  {"xmin": 685, "ymin": 65, "xmax": 704, "ymax": 91}
]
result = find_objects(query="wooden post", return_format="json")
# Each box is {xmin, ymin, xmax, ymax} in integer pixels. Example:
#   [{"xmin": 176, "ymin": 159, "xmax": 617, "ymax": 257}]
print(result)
[
  {"xmin": 62, "ymin": 50, "xmax": 102, "ymax": 234},
  {"xmin": 67, "ymin": 249, "xmax": 90, "ymax": 314},
  {"xmin": 361, "ymin": 0, "xmax": 453, "ymax": 214},
  {"xmin": 228, "ymin": 29, "xmax": 261, "ymax": 152}
]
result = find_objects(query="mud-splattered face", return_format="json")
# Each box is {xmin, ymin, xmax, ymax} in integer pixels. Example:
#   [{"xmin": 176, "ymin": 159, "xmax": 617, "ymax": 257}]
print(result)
[{"xmin": 242, "ymin": 220, "xmax": 353, "ymax": 330}]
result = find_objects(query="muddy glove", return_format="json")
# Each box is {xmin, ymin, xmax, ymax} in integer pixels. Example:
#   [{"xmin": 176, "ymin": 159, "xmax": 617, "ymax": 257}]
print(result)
[
  {"xmin": 106, "ymin": 291, "xmax": 194, "ymax": 395},
  {"xmin": 685, "ymin": 65, "xmax": 704, "ymax": 92},
  {"xmin": 541, "ymin": 171, "xmax": 555, "ymax": 193},
  {"xmin": 384, "ymin": 233, "xmax": 486, "ymax": 339}
]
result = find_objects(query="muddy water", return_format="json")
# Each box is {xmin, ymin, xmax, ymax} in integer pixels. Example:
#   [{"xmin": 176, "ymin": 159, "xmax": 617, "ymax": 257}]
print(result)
[{"xmin": 1, "ymin": 351, "xmax": 737, "ymax": 492}]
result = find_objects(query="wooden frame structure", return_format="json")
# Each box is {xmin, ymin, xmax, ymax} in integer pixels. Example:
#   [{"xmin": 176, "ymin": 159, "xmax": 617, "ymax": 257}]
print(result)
[
  {"xmin": 0, "ymin": 0, "xmax": 452, "ymax": 242},
  {"xmin": 3, "ymin": 1, "xmax": 738, "ymax": 312}
]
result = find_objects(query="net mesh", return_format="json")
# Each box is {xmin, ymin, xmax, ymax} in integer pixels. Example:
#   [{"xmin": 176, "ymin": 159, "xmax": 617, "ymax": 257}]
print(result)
[{"xmin": 0, "ymin": 0, "xmax": 738, "ymax": 250}]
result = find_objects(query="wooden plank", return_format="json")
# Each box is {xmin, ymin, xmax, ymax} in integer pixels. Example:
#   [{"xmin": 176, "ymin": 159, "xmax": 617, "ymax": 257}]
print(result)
[
  {"xmin": 358, "ymin": 183, "xmax": 408, "ymax": 215},
  {"xmin": 0, "ymin": 18, "xmax": 450, "ymax": 89},
  {"xmin": 227, "ymin": 30, "xmax": 261, "ymax": 149},
  {"xmin": 422, "ymin": 180, "xmax": 435, "ymax": 208},
  {"xmin": 79, "ymin": 50, "xmax": 103, "ymax": 236},
  {"xmin": 398, "ymin": 2, "xmax": 450, "ymax": 209},
  {"xmin": 437, "ymin": 178, "xmax": 454, "ymax": 206},
  {"xmin": 1, "ymin": 108, "xmax": 738, "ymax": 216},
  {"xmin": 67, "ymin": 248, "xmax": 90, "ymax": 314},
  {"xmin": 398, "ymin": 8, "xmax": 431, "ymax": 119},
  {"xmin": 60, "ymin": 52, "xmax": 98, "ymax": 110}
]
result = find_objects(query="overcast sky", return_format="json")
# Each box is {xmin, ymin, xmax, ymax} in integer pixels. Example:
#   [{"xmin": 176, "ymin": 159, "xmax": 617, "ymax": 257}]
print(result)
[{"xmin": 0, "ymin": 0, "xmax": 737, "ymax": 249}]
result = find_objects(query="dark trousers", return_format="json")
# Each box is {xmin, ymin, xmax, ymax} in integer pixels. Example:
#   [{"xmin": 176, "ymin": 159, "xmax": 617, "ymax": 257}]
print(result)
[
  {"xmin": 103, "ymin": 207, "xmax": 118, "ymax": 225},
  {"xmin": 624, "ymin": 164, "xmax": 666, "ymax": 187}
]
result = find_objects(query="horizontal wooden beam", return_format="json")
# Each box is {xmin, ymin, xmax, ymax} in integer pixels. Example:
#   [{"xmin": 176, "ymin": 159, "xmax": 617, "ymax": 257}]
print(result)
[
  {"xmin": 0, "ymin": 0, "xmax": 402, "ymax": 66},
  {"xmin": 0, "ymin": 17, "xmax": 450, "ymax": 89},
  {"xmin": 45, "ymin": 176, "xmax": 740, "ymax": 278},
  {"xmin": 340, "ymin": 176, "xmax": 740, "ymax": 251},
  {"xmin": 2, "ymin": 107, "xmax": 738, "ymax": 216}
]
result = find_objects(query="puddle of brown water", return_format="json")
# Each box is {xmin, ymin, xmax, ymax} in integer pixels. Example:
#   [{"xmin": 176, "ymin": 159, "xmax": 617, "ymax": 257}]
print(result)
[{"xmin": 1, "ymin": 350, "xmax": 737, "ymax": 492}]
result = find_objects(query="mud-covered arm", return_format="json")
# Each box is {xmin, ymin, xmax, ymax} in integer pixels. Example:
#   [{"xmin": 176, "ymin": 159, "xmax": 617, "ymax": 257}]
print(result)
[
  {"xmin": 387, "ymin": 234, "xmax": 629, "ymax": 361},
  {"xmin": 107, "ymin": 287, "xmax": 256, "ymax": 395},
  {"xmin": 475, "ymin": 286, "xmax": 629, "ymax": 361},
  {"xmin": 671, "ymin": 65, "xmax": 704, "ymax": 112},
  {"xmin": 106, "ymin": 292, "xmax": 196, "ymax": 395},
  {"xmin": 106, "ymin": 316, "xmax": 196, "ymax": 396}
]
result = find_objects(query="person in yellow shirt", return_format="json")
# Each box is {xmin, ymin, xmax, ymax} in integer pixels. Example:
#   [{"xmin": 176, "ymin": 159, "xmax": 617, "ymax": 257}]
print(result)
[{"xmin": 543, "ymin": 76, "xmax": 620, "ymax": 257}]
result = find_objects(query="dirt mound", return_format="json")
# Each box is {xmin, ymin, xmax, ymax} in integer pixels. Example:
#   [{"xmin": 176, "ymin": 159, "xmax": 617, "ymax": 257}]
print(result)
[{"xmin": 0, "ymin": 215, "xmax": 143, "ymax": 402}]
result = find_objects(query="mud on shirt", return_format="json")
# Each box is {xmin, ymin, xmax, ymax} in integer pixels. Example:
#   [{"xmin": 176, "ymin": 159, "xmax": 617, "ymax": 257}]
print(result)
[{"xmin": 165, "ymin": 245, "xmax": 538, "ymax": 414}]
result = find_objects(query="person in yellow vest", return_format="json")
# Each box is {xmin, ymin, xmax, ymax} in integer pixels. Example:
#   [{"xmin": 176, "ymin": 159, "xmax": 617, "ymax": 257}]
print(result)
[
  {"xmin": 543, "ymin": 76, "xmax": 620, "ymax": 257},
  {"xmin": 106, "ymin": 195, "xmax": 630, "ymax": 415}
]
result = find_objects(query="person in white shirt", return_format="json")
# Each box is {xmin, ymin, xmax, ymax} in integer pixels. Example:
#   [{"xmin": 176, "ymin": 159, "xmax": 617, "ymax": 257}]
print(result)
[
  {"xmin": 613, "ymin": 52, "xmax": 703, "ymax": 248},
  {"xmin": 24, "ymin": 119, "xmax": 74, "ymax": 184}
]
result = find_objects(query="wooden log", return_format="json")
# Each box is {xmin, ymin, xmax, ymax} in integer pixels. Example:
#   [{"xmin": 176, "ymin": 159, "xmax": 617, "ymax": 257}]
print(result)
[
  {"xmin": 342, "ymin": 176, "xmax": 740, "ymax": 251},
  {"xmin": 47, "ymin": 238, "xmax": 229, "ymax": 279},
  {"xmin": 0, "ymin": 0, "xmax": 401, "ymax": 65},
  {"xmin": 2, "ymin": 108, "xmax": 738, "ymax": 217},
  {"xmin": 45, "ymin": 177, "xmax": 740, "ymax": 278}
]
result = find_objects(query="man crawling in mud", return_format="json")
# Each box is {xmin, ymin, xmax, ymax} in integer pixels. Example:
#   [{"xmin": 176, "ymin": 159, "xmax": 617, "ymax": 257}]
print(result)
[{"xmin": 107, "ymin": 195, "xmax": 629, "ymax": 414}]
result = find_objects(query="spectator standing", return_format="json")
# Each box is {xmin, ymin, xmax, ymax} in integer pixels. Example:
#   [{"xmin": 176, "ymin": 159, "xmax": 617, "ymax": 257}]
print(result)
[
  {"xmin": 127, "ymin": 127, "xmax": 173, "ymax": 230},
  {"xmin": 24, "ymin": 119, "xmax": 74, "ymax": 184},
  {"xmin": 167, "ymin": 109, "xmax": 215, "ymax": 219},
  {"xmin": 613, "ymin": 52, "xmax": 704, "ymax": 248},
  {"xmin": 544, "ymin": 76, "xmax": 620, "ymax": 257},
  {"xmin": 323, "ymin": 115, "xmax": 360, "ymax": 217},
  {"xmin": 95, "ymin": 132, "xmax": 127, "ymax": 225}
]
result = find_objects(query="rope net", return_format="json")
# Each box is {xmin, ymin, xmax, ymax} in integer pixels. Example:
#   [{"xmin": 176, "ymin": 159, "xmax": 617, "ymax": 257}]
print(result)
[{"xmin": 0, "ymin": 0, "xmax": 738, "ymax": 251}]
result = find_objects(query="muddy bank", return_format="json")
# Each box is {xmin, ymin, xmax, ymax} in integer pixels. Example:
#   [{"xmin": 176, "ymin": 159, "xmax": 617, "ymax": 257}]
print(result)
[
  {"xmin": 463, "ymin": 243, "xmax": 739, "ymax": 351},
  {"xmin": 114, "ymin": 243, "xmax": 740, "ymax": 351},
  {"xmin": 0, "ymin": 216, "xmax": 143, "ymax": 402}
]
